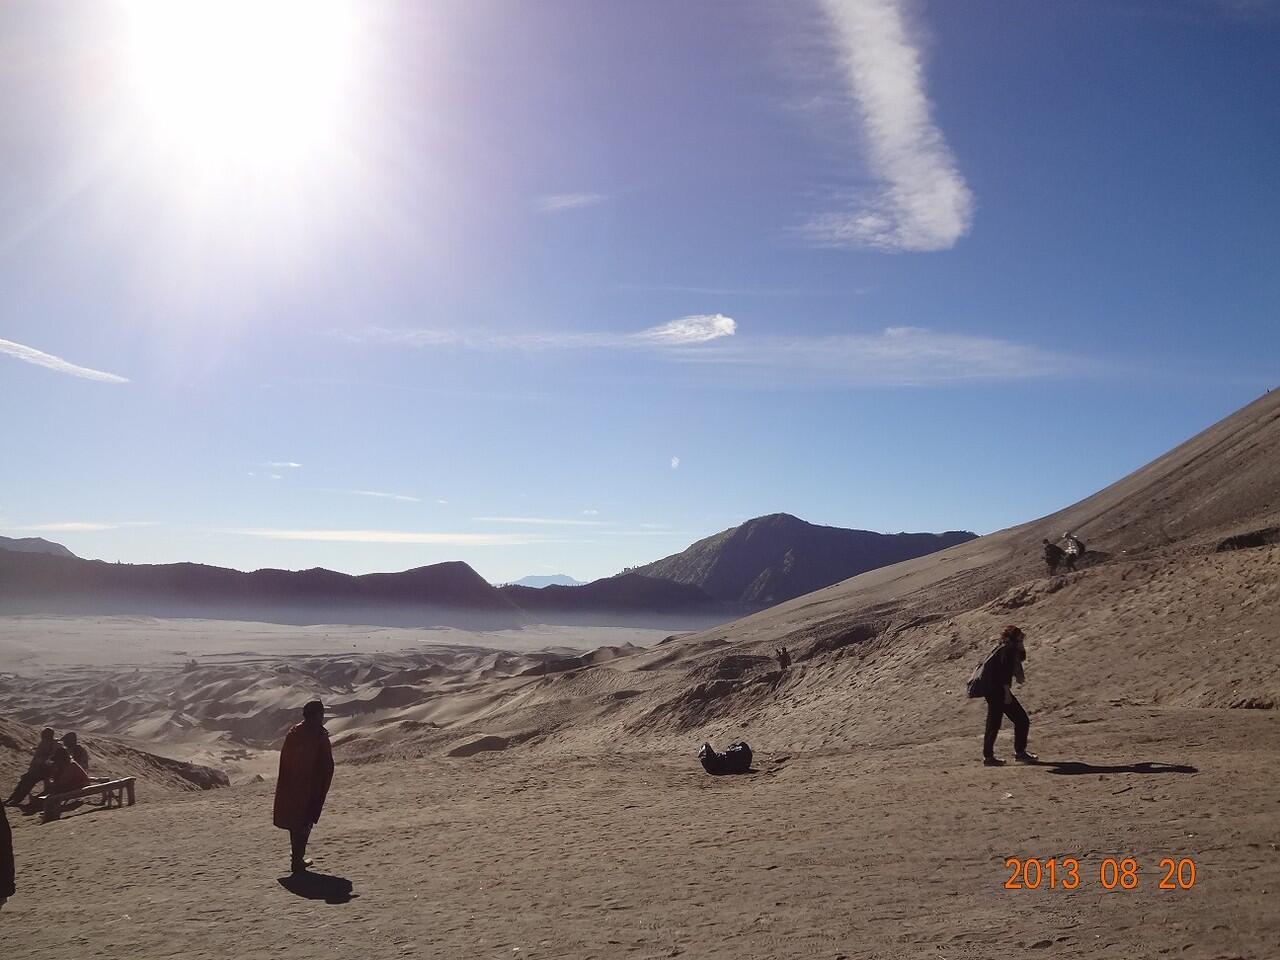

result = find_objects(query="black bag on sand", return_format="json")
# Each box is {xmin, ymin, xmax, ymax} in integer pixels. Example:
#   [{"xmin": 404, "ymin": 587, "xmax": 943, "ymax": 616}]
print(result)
[{"xmin": 698, "ymin": 740, "xmax": 753, "ymax": 775}]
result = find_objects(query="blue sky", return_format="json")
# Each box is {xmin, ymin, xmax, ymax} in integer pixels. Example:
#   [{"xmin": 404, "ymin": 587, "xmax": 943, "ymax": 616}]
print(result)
[{"xmin": 1, "ymin": 0, "xmax": 1277, "ymax": 583}]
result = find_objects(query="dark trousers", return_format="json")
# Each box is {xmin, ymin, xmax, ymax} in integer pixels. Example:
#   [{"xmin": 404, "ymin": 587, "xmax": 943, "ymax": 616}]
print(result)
[
  {"xmin": 984, "ymin": 693, "xmax": 1030, "ymax": 757},
  {"xmin": 6, "ymin": 769, "xmax": 46, "ymax": 806},
  {"xmin": 290, "ymin": 824, "xmax": 312, "ymax": 869}
]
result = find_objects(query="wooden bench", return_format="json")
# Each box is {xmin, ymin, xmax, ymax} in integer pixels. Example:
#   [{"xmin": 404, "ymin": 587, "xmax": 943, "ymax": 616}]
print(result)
[{"xmin": 41, "ymin": 777, "xmax": 136, "ymax": 822}]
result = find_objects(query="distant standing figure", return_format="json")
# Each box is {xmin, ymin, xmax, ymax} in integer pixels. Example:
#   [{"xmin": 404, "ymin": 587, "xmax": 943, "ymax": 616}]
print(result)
[
  {"xmin": 1061, "ymin": 532, "xmax": 1085, "ymax": 572},
  {"xmin": 1, "ymin": 800, "xmax": 14, "ymax": 910},
  {"xmin": 5, "ymin": 728, "xmax": 58, "ymax": 807},
  {"xmin": 1042, "ymin": 539, "xmax": 1065, "ymax": 575},
  {"xmin": 61, "ymin": 732, "xmax": 89, "ymax": 773},
  {"xmin": 981, "ymin": 625, "xmax": 1036, "ymax": 766},
  {"xmin": 273, "ymin": 700, "xmax": 335, "ymax": 874},
  {"xmin": 775, "ymin": 645, "xmax": 791, "ymax": 671}
]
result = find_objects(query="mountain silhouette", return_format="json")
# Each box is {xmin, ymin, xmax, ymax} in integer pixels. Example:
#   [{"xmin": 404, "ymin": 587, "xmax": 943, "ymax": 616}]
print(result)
[{"xmin": 632, "ymin": 513, "xmax": 976, "ymax": 605}]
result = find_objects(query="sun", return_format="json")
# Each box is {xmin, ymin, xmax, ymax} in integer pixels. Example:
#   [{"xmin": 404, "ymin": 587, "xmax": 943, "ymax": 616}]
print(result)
[{"xmin": 118, "ymin": 0, "xmax": 364, "ymax": 188}]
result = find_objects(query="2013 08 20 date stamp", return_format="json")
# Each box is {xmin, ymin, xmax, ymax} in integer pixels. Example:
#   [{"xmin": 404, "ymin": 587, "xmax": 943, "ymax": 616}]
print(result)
[{"xmin": 1003, "ymin": 856, "xmax": 1198, "ymax": 890}]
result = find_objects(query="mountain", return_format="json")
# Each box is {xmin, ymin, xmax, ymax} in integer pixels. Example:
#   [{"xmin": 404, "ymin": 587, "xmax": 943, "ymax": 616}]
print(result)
[
  {"xmin": 505, "ymin": 574, "xmax": 584, "ymax": 588},
  {"xmin": 498, "ymin": 572, "xmax": 730, "ymax": 628},
  {"xmin": 632, "ymin": 513, "xmax": 977, "ymax": 605},
  {"xmin": 0, "ymin": 534, "xmax": 76, "ymax": 558},
  {"xmin": 0, "ymin": 553, "xmax": 523, "ymax": 629}
]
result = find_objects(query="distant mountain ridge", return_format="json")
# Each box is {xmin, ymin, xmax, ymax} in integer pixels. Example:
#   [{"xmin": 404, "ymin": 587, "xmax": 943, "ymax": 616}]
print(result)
[
  {"xmin": 504, "ymin": 574, "xmax": 584, "ymax": 588},
  {"xmin": 0, "ymin": 534, "xmax": 76, "ymax": 558},
  {"xmin": 0, "ymin": 551, "xmax": 523, "ymax": 629},
  {"xmin": 633, "ymin": 513, "xmax": 977, "ymax": 605}
]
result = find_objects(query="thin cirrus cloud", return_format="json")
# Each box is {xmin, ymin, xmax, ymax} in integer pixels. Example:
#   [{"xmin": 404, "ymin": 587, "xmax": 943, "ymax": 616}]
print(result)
[
  {"xmin": 677, "ymin": 326, "xmax": 1088, "ymax": 386},
  {"xmin": 344, "ymin": 314, "xmax": 737, "ymax": 351},
  {"xmin": 805, "ymin": 0, "xmax": 974, "ymax": 252},
  {"xmin": 351, "ymin": 490, "xmax": 422, "ymax": 503},
  {"xmin": 11, "ymin": 521, "xmax": 157, "ymax": 532},
  {"xmin": 0, "ymin": 337, "xmax": 130, "ymax": 383},
  {"xmin": 473, "ymin": 516, "xmax": 615, "ymax": 527},
  {"xmin": 535, "ymin": 192, "xmax": 609, "ymax": 212},
  {"xmin": 230, "ymin": 528, "xmax": 574, "ymax": 546}
]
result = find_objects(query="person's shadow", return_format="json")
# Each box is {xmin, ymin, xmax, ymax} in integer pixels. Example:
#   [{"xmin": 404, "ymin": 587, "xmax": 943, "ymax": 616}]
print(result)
[
  {"xmin": 1029, "ymin": 759, "xmax": 1198, "ymax": 776},
  {"xmin": 277, "ymin": 871, "xmax": 357, "ymax": 904}
]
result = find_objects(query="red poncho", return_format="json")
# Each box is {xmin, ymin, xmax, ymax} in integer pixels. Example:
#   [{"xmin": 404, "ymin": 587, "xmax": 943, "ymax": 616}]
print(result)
[{"xmin": 272, "ymin": 722, "xmax": 334, "ymax": 831}]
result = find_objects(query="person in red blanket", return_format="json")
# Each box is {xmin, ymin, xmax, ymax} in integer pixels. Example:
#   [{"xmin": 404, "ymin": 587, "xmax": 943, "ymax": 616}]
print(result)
[{"xmin": 273, "ymin": 700, "xmax": 335, "ymax": 874}]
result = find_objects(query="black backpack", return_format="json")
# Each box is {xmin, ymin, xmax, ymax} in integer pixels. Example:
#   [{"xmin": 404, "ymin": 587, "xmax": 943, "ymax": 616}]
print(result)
[
  {"xmin": 965, "ymin": 645, "xmax": 1004, "ymax": 699},
  {"xmin": 698, "ymin": 740, "xmax": 753, "ymax": 775}
]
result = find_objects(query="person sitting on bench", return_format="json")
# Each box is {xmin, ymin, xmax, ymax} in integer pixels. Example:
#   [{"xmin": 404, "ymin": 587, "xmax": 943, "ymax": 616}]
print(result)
[
  {"xmin": 61, "ymin": 732, "xmax": 89, "ymax": 772},
  {"xmin": 5, "ymin": 728, "xmax": 58, "ymax": 807},
  {"xmin": 45, "ymin": 746, "xmax": 90, "ymax": 797}
]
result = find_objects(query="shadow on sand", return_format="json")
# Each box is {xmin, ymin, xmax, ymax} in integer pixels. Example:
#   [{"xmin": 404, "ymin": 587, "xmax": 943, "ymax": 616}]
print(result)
[
  {"xmin": 277, "ymin": 870, "xmax": 357, "ymax": 904},
  {"xmin": 1034, "ymin": 760, "xmax": 1198, "ymax": 776}
]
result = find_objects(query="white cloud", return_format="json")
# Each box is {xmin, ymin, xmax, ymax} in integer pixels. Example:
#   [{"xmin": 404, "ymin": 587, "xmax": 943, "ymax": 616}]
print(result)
[
  {"xmin": 582, "ymin": 509, "xmax": 600, "ymax": 516},
  {"xmin": 344, "ymin": 315, "xmax": 737, "ymax": 352},
  {"xmin": 535, "ymin": 193, "xmax": 609, "ymax": 212},
  {"xmin": 807, "ymin": 0, "xmax": 974, "ymax": 252},
  {"xmin": 351, "ymin": 490, "xmax": 421, "ymax": 503},
  {"xmin": 670, "ymin": 456, "xmax": 681, "ymax": 470},
  {"xmin": 0, "ymin": 337, "xmax": 130, "ymax": 383},
  {"xmin": 473, "ymin": 516, "xmax": 614, "ymax": 527},
  {"xmin": 230, "ymin": 528, "xmax": 565, "ymax": 546},
  {"xmin": 677, "ymin": 325, "xmax": 1082, "ymax": 385},
  {"xmin": 435, "ymin": 499, "xmax": 449, "ymax": 505},
  {"xmin": 265, "ymin": 461, "xmax": 302, "ymax": 468},
  {"xmin": 633, "ymin": 315, "xmax": 737, "ymax": 345},
  {"xmin": 269, "ymin": 474, "xmax": 283, "ymax": 480}
]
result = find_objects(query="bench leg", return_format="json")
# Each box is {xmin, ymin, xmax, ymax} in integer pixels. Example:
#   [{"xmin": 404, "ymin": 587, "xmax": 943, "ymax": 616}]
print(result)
[{"xmin": 126, "ymin": 782, "xmax": 135, "ymax": 806}]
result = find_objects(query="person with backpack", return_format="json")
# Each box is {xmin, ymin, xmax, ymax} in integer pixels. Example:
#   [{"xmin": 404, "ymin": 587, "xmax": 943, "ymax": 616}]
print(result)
[
  {"xmin": 1061, "ymin": 532, "xmax": 1085, "ymax": 572},
  {"xmin": 971, "ymin": 625, "xmax": 1036, "ymax": 766}
]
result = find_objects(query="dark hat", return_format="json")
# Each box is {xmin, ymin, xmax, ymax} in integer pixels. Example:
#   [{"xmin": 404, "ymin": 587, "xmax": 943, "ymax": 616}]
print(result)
[
  {"xmin": 1000, "ymin": 624, "xmax": 1025, "ymax": 643},
  {"xmin": 302, "ymin": 699, "xmax": 325, "ymax": 718}
]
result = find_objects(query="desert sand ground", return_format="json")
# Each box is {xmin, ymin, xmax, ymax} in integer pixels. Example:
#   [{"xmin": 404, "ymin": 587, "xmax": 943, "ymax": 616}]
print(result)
[{"xmin": 3, "ymin": 709, "xmax": 1277, "ymax": 960}]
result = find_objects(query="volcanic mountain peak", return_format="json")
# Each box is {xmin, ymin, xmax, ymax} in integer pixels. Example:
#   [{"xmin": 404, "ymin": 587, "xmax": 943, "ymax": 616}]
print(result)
[{"xmin": 634, "ymin": 512, "xmax": 977, "ymax": 605}]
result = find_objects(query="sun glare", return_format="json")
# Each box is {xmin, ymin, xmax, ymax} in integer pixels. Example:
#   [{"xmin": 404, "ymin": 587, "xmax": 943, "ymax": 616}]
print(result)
[{"xmin": 122, "ymin": 0, "xmax": 359, "ymax": 177}]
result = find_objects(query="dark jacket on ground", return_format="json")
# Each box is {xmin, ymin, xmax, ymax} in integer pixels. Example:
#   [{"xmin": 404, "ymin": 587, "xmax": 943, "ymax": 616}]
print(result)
[{"xmin": 1, "ymin": 799, "xmax": 14, "ymax": 901}]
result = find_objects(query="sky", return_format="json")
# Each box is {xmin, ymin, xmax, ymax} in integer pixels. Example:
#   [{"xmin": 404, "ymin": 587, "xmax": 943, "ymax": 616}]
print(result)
[{"xmin": 1, "ymin": 0, "xmax": 1278, "ymax": 583}]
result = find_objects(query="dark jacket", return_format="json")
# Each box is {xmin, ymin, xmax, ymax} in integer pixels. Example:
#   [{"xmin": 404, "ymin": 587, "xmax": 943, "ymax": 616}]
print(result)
[
  {"xmin": 982, "ymin": 644, "xmax": 1025, "ymax": 692},
  {"xmin": 273, "ymin": 722, "xmax": 335, "ymax": 831},
  {"xmin": 1, "ymin": 799, "xmax": 14, "ymax": 901}
]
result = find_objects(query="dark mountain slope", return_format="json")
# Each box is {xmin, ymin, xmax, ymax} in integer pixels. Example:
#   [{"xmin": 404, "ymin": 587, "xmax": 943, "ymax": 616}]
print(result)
[
  {"xmin": 633, "ymin": 513, "xmax": 976, "ymax": 605},
  {"xmin": 0, "ymin": 553, "xmax": 523, "ymax": 629}
]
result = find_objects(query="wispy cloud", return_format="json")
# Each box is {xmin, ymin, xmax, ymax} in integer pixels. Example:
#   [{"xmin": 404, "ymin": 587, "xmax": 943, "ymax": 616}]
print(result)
[
  {"xmin": 10, "ymin": 521, "xmax": 157, "ymax": 532},
  {"xmin": 535, "ymin": 192, "xmax": 609, "ymax": 212},
  {"xmin": 351, "ymin": 490, "xmax": 421, "ymax": 503},
  {"xmin": 265, "ymin": 461, "xmax": 302, "ymax": 469},
  {"xmin": 633, "ymin": 315, "xmax": 738, "ymax": 346},
  {"xmin": 473, "ymin": 516, "xmax": 614, "ymax": 527},
  {"xmin": 0, "ymin": 337, "xmax": 129, "ymax": 383},
  {"xmin": 670, "ymin": 456, "xmax": 681, "ymax": 470},
  {"xmin": 677, "ymin": 326, "xmax": 1086, "ymax": 386},
  {"xmin": 230, "ymin": 528, "xmax": 569, "ymax": 546},
  {"xmin": 343, "ymin": 315, "xmax": 737, "ymax": 352},
  {"xmin": 582, "ymin": 509, "xmax": 600, "ymax": 516},
  {"xmin": 806, "ymin": 0, "xmax": 974, "ymax": 252}
]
